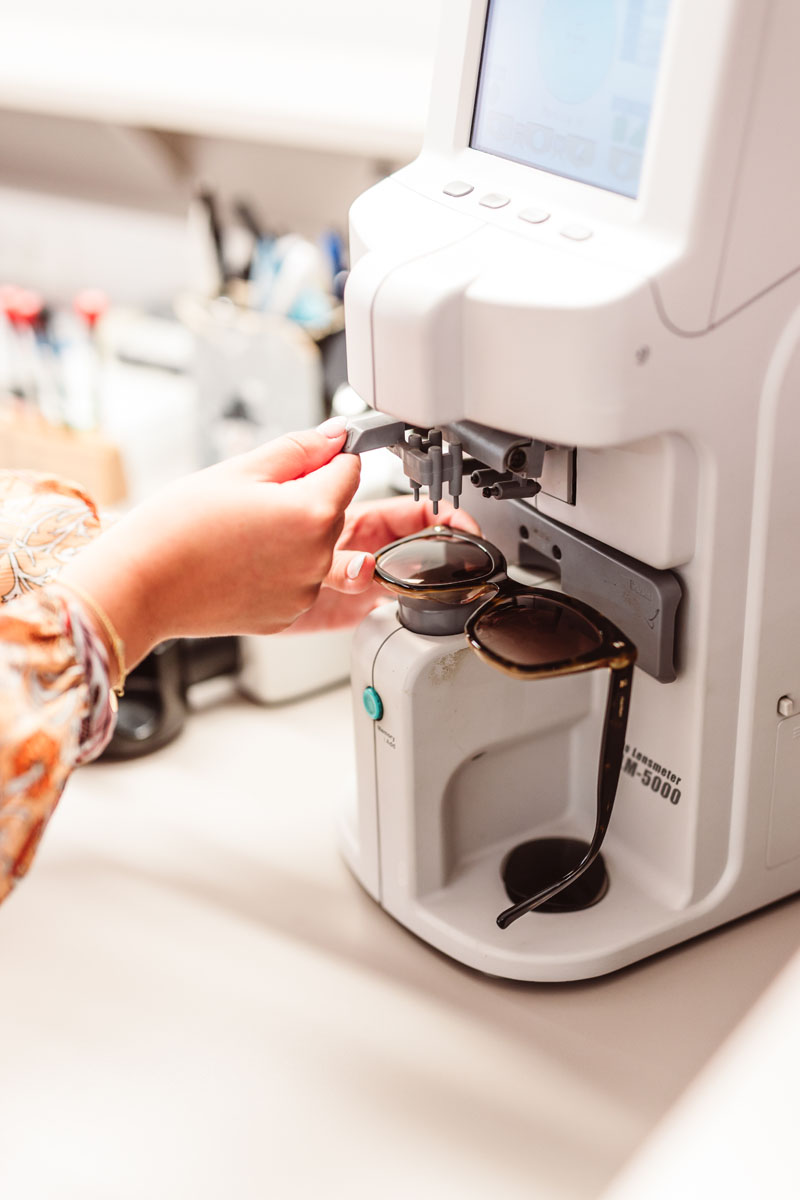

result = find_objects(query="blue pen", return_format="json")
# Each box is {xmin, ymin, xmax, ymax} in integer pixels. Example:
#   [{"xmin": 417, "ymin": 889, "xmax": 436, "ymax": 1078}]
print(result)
[
  {"xmin": 322, "ymin": 230, "xmax": 345, "ymax": 285},
  {"xmin": 249, "ymin": 236, "xmax": 279, "ymax": 311}
]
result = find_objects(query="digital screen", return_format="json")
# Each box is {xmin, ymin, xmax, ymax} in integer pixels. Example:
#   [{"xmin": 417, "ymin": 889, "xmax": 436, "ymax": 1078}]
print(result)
[{"xmin": 471, "ymin": 0, "xmax": 671, "ymax": 198}]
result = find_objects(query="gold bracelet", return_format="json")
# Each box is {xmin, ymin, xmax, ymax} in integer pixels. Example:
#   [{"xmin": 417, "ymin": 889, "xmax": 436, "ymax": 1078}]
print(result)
[{"xmin": 56, "ymin": 579, "xmax": 127, "ymax": 697}]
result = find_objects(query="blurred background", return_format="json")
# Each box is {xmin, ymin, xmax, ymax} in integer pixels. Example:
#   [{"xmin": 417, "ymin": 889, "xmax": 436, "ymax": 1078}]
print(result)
[
  {"xmin": 0, "ymin": 0, "xmax": 443, "ymax": 738},
  {"xmin": 0, "ymin": 0, "xmax": 442, "ymax": 499}
]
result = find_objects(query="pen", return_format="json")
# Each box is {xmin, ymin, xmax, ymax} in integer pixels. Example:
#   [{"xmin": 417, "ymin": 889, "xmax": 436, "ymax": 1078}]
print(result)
[
  {"xmin": 10, "ymin": 288, "xmax": 43, "ymax": 411},
  {"xmin": 0, "ymin": 284, "xmax": 22, "ymax": 402},
  {"xmin": 197, "ymin": 190, "xmax": 227, "ymax": 291},
  {"xmin": 322, "ymin": 229, "xmax": 346, "ymax": 286},
  {"xmin": 74, "ymin": 288, "xmax": 108, "ymax": 429},
  {"xmin": 233, "ymin": 199, "xmax": 265, "ymax": 244},
  {"xmin": 34, "ymin": 305, "xmax": 67, "ymax": 427}
]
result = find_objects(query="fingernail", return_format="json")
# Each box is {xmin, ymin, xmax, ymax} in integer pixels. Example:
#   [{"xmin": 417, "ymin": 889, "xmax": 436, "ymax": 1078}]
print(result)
[
  {"xmin": 317, "ymin": 415, "xmax": 348, "ymax": 438},
  {"xmin": 346, "ymin": 552, "xmax": 367, "ymax": 580}
]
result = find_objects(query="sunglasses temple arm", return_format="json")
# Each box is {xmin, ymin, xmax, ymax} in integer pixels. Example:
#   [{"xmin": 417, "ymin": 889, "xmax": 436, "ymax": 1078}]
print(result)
[{"xmin": 496, "ymin": 661, "xmax": 635, "ymax": 929}]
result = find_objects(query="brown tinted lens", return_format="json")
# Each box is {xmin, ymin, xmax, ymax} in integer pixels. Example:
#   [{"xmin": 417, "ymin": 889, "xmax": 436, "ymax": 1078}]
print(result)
[
  {"xmin": 377, "ymin": 534, "xmax": 494, "ymax": 589},
  {"xmin": 472, "ymin": 595, "xmax": 603, "ymax": 667}
]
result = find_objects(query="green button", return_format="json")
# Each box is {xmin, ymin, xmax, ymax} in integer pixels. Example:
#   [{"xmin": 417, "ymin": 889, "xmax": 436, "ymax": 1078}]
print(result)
[{"xmin": 362, "ymin": 687, "xmax": 383, "ymax": 720}]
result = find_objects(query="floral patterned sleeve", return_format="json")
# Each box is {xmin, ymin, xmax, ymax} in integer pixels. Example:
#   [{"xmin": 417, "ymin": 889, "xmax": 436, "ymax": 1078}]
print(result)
[{"xmin": 0, "ymin": 471, "xmax": 117, "ymax": 903}]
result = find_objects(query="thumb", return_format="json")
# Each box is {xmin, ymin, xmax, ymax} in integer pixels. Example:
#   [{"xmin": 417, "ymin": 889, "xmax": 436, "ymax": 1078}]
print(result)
[
  {"xmin": 324, "ymin": 549, "xmax": 376, "ymax": 593},
  {"xmin": 244, "ymin": 417, "xmax": 349, "ymax": 484}
]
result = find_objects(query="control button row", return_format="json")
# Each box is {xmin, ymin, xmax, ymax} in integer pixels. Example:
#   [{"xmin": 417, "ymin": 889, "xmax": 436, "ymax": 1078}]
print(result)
[
  {"xmin": 519, "ymin": 207, "xmax": 550, "ymax": 225},
  {"xmin": 442, "ymin": 181, "xmax": 593, "ymax": 241},
  {"xmin": 479, "ymin": 192, "xmax": 510, "ymax": 209},
  {"xmin": 560, "ymin": 223, "xmax": 593, "ymax": 242},
  {"xmin": 442, "ymin": 180, "xmax": 474, "ymax": 197}
]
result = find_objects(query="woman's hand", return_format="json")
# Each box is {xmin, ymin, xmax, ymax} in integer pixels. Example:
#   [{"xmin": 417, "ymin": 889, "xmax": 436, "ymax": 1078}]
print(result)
[
  {"xmin": 289, "ymin": 495, "xmax": 481, "ymax": 633},
  {"xmin": 59, "ymin": 419, "xmax": 361, "ymax": 672}
]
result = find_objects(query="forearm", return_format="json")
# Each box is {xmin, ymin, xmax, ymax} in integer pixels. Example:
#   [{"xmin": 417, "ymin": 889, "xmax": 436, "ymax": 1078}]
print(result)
[
  {"xmin": 57, "ymin": 422, "xmax": 362, "ymax": 686},
  {"xmin": 58, "ymin": 507, "xmax": 167, "ymax": 681}
]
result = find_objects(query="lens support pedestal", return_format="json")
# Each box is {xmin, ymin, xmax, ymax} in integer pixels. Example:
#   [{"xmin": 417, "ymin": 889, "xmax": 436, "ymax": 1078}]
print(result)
[{"xmin": 395, "ymin": 593, "xmax": 487, "ymax": 637}]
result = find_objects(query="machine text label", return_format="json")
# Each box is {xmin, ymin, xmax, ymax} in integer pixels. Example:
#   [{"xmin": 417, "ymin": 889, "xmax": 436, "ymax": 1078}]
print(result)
[
  {"xmin": 377, "ymin": 726, "xmax": 396, "ymax": 750},
  {"xmin": 623, "ymin": 744, "xmax": 682, "ymax": 805}
]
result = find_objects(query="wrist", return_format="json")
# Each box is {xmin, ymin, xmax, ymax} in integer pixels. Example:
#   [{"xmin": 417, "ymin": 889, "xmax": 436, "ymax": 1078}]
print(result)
[
  {"xmin": 58, "ymin": 516, "xmax": 167, "ymax": 674},
  {"xmin": 52, "ymin": 578, "xmax": 127, "ymax": 694}
]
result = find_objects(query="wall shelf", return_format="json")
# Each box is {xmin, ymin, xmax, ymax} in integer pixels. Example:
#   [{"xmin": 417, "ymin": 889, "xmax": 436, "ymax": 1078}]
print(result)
[{"xmin": 0, "ymin": 13, "xmax": 440, "ymax": 161}]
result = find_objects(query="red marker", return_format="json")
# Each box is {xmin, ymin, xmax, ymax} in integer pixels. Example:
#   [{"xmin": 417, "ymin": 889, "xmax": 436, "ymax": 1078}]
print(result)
[
  {"xmin": 74, "ymin": 288, "xmax": 109, "ymax": 330},
  {"xmin": 14, "ymin": 288, "xmax": 43, "ymax": 328},
  {"xmin": 73, "ymin": 288, "xmax": 109, "ymax": 427},
  {"xmin": 0, "ymin": 284, "xmax": 21, "ymax": 400},
  {"xmin": 0, "ymin": 283, "xmax": 21, "ymax": 319}
]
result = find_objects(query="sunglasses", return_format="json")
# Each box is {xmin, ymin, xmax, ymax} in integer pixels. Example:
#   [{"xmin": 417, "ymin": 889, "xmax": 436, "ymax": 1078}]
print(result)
[{"xmin": 374, "ymin": 527, "xmax": 637, "ymax": 929}]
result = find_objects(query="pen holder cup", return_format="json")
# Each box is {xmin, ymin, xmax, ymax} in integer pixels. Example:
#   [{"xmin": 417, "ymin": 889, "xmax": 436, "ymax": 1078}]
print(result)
[{"xmin": 176, "ymin": 293, "xmax": 332, "ymax": 464}]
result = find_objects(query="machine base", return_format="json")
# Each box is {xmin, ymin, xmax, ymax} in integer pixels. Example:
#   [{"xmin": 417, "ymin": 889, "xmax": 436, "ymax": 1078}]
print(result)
[{"xmin": 502, "ymin": 837, "xmax": 609, "ymax": 913}]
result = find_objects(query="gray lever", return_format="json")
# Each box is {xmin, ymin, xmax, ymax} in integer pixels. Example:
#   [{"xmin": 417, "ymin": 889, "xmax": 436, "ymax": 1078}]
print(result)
[{"xmin": 343, "ymin": 412, "xmax": 407, "ymax": 454}]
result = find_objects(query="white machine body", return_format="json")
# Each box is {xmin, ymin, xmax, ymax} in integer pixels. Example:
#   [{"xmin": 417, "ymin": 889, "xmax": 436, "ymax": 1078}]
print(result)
[{"xmin": 341, "ymin": 0, "xmax": 800, "ymax": 980}]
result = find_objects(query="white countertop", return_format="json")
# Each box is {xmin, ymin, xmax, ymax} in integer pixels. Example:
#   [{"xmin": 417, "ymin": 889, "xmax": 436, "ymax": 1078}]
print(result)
[{"xmin": 1, "ymin": 676, "xmax": 799, "ymax": 1199}]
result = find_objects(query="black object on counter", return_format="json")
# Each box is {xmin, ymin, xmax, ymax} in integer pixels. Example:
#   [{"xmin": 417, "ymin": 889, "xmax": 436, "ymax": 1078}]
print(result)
[{"xmin": 99, "ymin": 637, "xmax": 241, "ymax": 762}]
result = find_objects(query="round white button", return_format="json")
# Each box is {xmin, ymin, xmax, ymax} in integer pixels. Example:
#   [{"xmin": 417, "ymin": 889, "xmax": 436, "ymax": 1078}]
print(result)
[
  {"xmin": 560, "ymin": 224, "xmax": 593, "ymax": 241},
  {"xmin": 479, "ymin": 193, "xmax": 511, "ymax": 209},
  {"xmin": 519, "ymin": 207, "xmax": 551, "ymax": 224},
  {"xmin": 443, "ymin": 181, "xmax": 474, "ymax": 198}
]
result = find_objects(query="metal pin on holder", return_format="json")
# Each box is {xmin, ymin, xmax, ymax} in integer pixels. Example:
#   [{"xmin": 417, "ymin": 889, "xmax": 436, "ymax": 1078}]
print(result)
[
  {"xmin": 343, "ymin": 412, "xmax": 464, "ymax": 513},
  {"xmin": 343, "ymin": 412, "xmax": 545, "ymax": 511}
]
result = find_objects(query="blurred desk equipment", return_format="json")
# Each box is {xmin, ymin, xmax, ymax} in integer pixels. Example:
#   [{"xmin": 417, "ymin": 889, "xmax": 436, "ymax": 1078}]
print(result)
[
  {"xmin": 181, "ymin": 191, "xmax": 346, "ymax": 462},
  {"xmin": 0, "ymin": 287, "xmax": 198, "ymax": 506},
  {"xmin": 177, "ymin": 293, "xmax": 326, "ymax": 463},
  {"xmin": 0, "ymin": 409, "xmax": 127, "ymax": 507},
  {"xmin": 102, "ymin": 626, "xmax": 357, "ymax": 761},
  {"xmin": 172, "ymin": 197, "xmax": 356, "ymax": 709},
  {"xmin": 101, "ymin": 637, "xmax": 240, "ymax": 761}
]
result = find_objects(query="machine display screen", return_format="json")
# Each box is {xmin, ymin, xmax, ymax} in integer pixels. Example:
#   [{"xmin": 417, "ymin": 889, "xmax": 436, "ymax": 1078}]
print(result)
[{"xmin": 470, "ymin": 0, "xmax": 671, "ymax": 198}]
